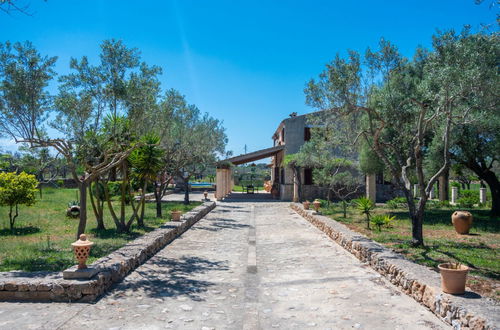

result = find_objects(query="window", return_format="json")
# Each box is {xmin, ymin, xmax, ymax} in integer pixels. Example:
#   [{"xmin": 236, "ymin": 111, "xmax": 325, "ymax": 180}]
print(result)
[
  {"xmin": 304, "ymin": 168, "xmax": 313, "ymax": 185},
  {"xmin": 281, "ymin": 127, "xmax": 285, "ymax": 142},
  {"xmin": 304, "ymin": 127, "xmax": 311, "ymax": 141},
  {"xmin": 280, "ymin": 168, "xmax": 285, "ymax": 184},
  {"xmin": 274, "ymin": 167, "xmax": 280, "ymax": 183}
]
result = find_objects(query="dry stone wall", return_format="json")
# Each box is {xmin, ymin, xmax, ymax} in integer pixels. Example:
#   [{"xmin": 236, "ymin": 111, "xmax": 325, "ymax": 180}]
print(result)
[
  {"xmin": 0, "ymin": 201, "xmax": 216, "ymax": 303},
  {"xmin": 290, "ymin": 203, "xmax": 499, "ymax": 330}
]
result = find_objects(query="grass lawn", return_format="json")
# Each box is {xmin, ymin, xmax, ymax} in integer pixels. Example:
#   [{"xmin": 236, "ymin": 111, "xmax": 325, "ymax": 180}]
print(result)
[
  {"xmin": 232, "ymin": 185, "xmax": 263, "ymax": 193},
  {"xmin": 0, "ymin": 187, "xmax": 201, "ymax": 272},
  {"xmin": 319, "ymin": 201, "xmax": 499, "ymax": 300}
]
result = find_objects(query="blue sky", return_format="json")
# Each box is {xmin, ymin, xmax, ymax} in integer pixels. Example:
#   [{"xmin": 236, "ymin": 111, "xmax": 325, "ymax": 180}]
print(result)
[{"xmin": 0, "ymin": 0, "xmax": 497, "ymax": 159}]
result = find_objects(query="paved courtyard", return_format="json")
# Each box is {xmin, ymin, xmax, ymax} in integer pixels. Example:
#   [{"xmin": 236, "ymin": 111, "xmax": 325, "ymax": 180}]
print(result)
[{"xmin": 0, "ymin": 201, "xmax": 449, "ymax": 330}]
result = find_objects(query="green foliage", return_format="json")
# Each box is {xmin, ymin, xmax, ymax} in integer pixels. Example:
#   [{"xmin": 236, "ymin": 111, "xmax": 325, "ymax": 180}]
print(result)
[
  {"xmin": 370, "ymin": 214, "xmax": 395, "ymax": 232},
  {"xmin": 458, "ymin": 197, "xmax": 476, "ymax": 209},
  {"xmin": 107, "ymin": 181, "xmax": 122, "ymax": 196},
  {"xmin": 353, "ymin": 197, "xmax": 375, "ymax": 229},
  {"xmin": 0, "ymin": 172, "xmax": 38, "ymax": 230},
  {"xmin": 129, "ymin": 133, "xmax": 164, "ymax": 181},
  {"xmin": 359, "ymin": 142, "xmax": 384, "ymax": 175},
  {"xmin": 386, "ymin": 197, "xmax": 407, "ymax": 209}
]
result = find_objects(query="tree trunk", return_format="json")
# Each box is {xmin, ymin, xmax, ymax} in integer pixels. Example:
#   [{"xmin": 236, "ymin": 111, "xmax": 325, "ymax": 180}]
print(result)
[
  {"xmin": 464, "ymin": 161, "xmax": 500, "ymax": 217},
  {"xmin": 184, "ymin": 177, "xmax": 190, "ymax": 205},
  {"xmin": 9, "ymin": 204, "xmax": 18, "ymax": 231},
  {"xmin": 89, "ymin": 180, "xmax": 105, "ymax": 230},
  {"xmin": 154, "ymin": 182, "xmax": 162, "ymax": 218},
  {"xmin": 480, "ymin": 170, "xmax": 500, "ymax": 217},
  {"xmin": 77, "ymin": 182, "xmax": 88, "ymax": 239},
  {"xmin": 410, "ymin": 210, "xmax": 424, "ymax": 246},
  {"xmin": 138, "ymin": 181, "xmax": 147, "ymax": 228}
]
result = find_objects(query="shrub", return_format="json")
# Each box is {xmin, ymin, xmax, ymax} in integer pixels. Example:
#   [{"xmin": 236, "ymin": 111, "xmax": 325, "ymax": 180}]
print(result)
[
  {"xmin": 458, "ymin": 197, "xmax": 476, "ymax": 208},
  {"xmin": 438, "ymin": 200, "xmax": 451, "ymax": 208},
  {"xmin": 370, "ymin": 214, "xmax": 396, "ymax": 231},
  {"xmin": 0, "ymin": 172, "xmax": 38, "ymax": 231},
  {"xmin": 56, "ymin": 179, "xmax": 64, "ymax": 187},
  {"xmin": 371, "ymin": 215, "xmax": 385, "ymax": 231},
  {"xmin": 386, "ymin": 197, "xmax": 407, "ymax": 209}
]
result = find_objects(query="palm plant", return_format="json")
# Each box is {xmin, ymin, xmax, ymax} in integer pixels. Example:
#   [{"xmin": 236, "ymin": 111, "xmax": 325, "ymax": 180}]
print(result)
[
  {"xmin": 354, "ymin": 197, "xmax": 375, "ymax": 229},
  {"xmin": 129, "ymin": 133, "xmax": 164, "ymax": 227}
]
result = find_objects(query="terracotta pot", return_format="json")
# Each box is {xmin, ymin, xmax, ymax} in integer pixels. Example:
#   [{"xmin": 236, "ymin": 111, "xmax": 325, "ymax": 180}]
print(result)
[
  {"xmin": 438, "ymin": 263, "xmax": 469, "ymax": 294},
  {"xmin": 312, "ymin": 199, "xmax": 321, "ymax": 212},
  {"xmin": 303, "ymin": 201, "xmax": 310, "ymax": 210},
  {"xmin": 171, "ymin": 210, "xmax": 182, "ymax": 221},
  {"xmin": 203, "ymin": 191, "xmax": 208, "ymax": 199},
  {"xmin": 451, "ymin": 211, "xmax": 473, "ymax": 234},
  {"xmin": 71, "ymin": 234, "xmax": 94, "ymax": 270}
]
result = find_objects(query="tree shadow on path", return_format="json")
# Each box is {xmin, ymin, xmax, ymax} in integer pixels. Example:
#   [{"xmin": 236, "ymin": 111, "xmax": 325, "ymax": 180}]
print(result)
[{"xmin": 112, "ymin": 256, "xmax": 229, "ymax": 301}]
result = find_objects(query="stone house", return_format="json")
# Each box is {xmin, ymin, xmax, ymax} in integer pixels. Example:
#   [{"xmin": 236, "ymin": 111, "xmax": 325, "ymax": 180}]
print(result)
[{"xmin": 217, "ymin": 111, "xmax": 398, "ymax": 202}]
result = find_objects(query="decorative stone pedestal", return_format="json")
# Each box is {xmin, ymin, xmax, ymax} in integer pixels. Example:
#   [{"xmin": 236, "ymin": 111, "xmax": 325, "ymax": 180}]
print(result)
[{"xmin": 62, "ymin": 265, "xmax": 98, "ymax": 280}]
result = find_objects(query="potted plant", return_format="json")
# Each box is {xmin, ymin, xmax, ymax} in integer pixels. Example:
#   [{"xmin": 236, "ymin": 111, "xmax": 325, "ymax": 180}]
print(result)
[
  {"xmin": 451, "ymin": 210, "xmax": 473, "ymax": 234},
  {"xmin": 312, "ymin": 199, "xmax": 321, "ymax": 213},
  {"xmin": 170, "ymin": 209, "xmax": 182, "ymax": 221},
  {"xmin": 303, "ymin": 200, "xmax": 310, "ymax": 210},
  {"xmin": 66, "ymin": 201, "xmax": 80, "ymax": 218},
  {"xmin": 438, "ymin": 262, "xmax": 469, "ymax": 294}
]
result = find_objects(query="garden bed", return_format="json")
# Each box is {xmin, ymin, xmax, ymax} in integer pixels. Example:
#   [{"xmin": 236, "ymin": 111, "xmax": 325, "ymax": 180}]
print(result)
[
  {"xmin": 0, "ymin": 199, "xmax": 216, "ymax": 302},
  {"xmin": 0, "ymin": 187, "xmax": 202, "ymax": 272},
  {"xmin": 318, "ymin": 200, "xmax": 499, "ymax": 301}
]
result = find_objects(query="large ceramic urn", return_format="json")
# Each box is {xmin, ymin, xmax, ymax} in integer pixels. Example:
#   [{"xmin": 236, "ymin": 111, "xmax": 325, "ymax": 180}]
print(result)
[
  {"xmin": 72, "ymin": 234, "xmax": 94, "ymax": 270},
  {"xmin": 451, "ymin": 211, "xmax": 473, "ymax": 234}
]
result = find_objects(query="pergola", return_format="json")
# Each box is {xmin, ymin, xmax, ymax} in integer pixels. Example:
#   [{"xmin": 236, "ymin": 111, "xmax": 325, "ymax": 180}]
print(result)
[{"xmin": 215, "ymin": 145, "xmax": 284, "ymax": 200}]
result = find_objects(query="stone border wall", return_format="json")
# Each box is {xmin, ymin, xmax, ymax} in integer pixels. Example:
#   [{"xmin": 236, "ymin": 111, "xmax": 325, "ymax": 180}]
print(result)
[
  {"xmin": 290, "ymin": 203, "xmax": 499, "ymax": 330},
  {"xmin": 0, "ymin": 201, "xmax": 216, "ymax": 303}
]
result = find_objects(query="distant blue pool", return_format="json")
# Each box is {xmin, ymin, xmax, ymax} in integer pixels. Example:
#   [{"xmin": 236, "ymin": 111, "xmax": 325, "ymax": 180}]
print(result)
[{"xmin": 190, "ymin": 182, "xmax": 214, "ymax": 187}]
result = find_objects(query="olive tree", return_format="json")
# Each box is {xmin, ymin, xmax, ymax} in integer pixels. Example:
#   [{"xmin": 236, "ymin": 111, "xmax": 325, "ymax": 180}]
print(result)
[{"xmin": 304, "ymin": 30, "xmax": 487, "ymax": 246}]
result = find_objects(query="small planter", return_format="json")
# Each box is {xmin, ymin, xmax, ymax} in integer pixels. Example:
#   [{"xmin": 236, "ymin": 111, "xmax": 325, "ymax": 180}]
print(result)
[
  {"xmin": 171, "ymin": 210, "xmax": 182, "ymax": 221},
  {"xmin": 438, "ymin": 263, "xmax": 469, "ymax": 294},
  {"xmin": 303, "ymin": 201, "xmax": 310, "ymax": 210},
  {"xmin": 451, "ymin": 211, "xmax": 473, "ymax": 234},
  {"xmin": 203, "ymin": 190, "xmax": 208, "ymax": 200},
  {"xmin": 312, "ymin": 199, "xmax": 321, "ymax": 213}
]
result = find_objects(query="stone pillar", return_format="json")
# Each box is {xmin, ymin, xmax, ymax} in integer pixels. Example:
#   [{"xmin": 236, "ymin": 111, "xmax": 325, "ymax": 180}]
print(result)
[
  {"xmin": 230, "ymin": 169, "xmax": 234, "ymax": 193},
  {"xmin": 215, "ymin": 168, "xmax": 224, "ymax": 200},
  {"xmin": 451, "ymin": 186, "xmax": 458, "ymax": 204},
  {"xmin": 413, "ymin": 184, "xmax": 419, "ymax": 198},
  {"xmin": 429, "ymin": 185, "xmax": 435, "ymax": 199},
  {"xmin": 223, "ymin": 169, "xmax": 229, "ymax": 197},
  {"xmin": 366, "ymin": 174, "xmax": 376, "ymax": 203},
  {"xmin": 439, "ymin": 174, "xmax": 449, "ymax": 201},
  {"xmin": 292, "ymin": 170, "xmax": 299, "ymax": 203},
  {"xmin": 480, "ymin": 188, "xmax": 487, "ymax": 204}
]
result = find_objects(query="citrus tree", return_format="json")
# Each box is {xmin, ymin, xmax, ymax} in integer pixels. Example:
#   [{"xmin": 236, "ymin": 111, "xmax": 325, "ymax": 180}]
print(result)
[{"xmin": 0, "ymin": 172, "xmax": 38, "ymax": 231}]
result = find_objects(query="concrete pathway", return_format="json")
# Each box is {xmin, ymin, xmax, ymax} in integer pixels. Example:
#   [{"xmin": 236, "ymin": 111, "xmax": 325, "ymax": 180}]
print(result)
[{"xmin": 0, "ymin": 202, "xmax": 448, "ymax": 330}]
